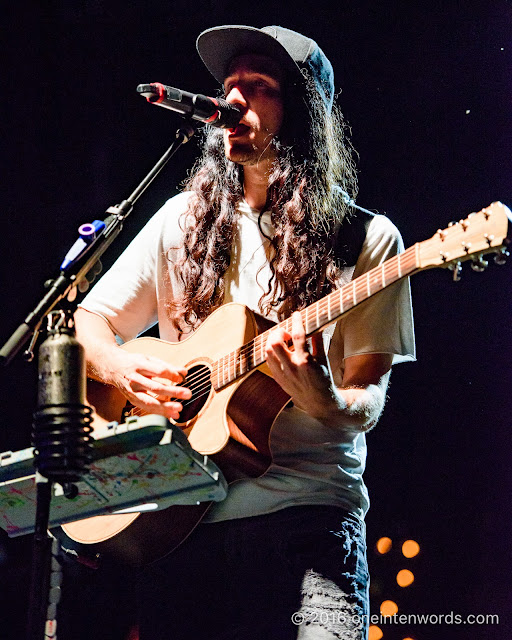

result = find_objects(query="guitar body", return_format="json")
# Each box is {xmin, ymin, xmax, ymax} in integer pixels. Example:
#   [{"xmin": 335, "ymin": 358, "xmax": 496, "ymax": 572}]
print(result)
[{"xmin": 60, "ymin": 303, "xmax": 291, "ymax": 565}]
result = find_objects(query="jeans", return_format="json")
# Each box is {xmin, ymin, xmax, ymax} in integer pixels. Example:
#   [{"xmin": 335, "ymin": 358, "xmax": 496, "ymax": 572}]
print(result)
[{"xmin": 138, "ymin": 505, "xmax": 369, "ymax": 640}]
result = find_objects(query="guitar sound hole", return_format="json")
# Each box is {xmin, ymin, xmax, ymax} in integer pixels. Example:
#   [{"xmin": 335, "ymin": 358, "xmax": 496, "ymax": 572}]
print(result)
[{"xmin": 177, "ymin": 364, "xmax": 212, "ymax": 423}]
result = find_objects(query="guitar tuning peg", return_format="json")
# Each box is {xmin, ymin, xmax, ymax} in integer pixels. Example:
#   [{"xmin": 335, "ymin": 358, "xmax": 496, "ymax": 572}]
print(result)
[
  {"xmin": 471, "ymin": 255, "xmax": 488, "ymax": 272},
  {"xmin": 494, "ymin": 248, "xmax": 509, "ymax": 265},
  {"xmin": 448, "ymin": 261, "xmax": 462, "ymax": 281}
]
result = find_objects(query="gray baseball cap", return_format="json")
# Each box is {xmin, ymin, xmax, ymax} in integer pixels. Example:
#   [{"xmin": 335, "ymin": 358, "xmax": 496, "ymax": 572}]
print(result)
[{"xmin": 196, "ymin": 25, "xmax": 335, "ymax": 112}]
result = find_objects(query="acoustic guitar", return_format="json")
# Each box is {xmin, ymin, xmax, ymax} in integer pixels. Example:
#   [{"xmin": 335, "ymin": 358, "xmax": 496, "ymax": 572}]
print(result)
[{"xmin": 60, "ymin": 202, "xmax": 511, "ymax": 565}]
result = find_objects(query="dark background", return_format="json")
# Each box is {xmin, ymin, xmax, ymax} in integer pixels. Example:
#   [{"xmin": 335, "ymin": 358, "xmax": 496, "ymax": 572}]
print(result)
[{"xmin": 1, "ymin": 2, "xmax": 511, "ymax": 639}]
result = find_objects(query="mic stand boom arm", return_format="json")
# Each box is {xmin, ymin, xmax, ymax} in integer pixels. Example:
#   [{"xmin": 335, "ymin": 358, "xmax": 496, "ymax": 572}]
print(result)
[{"xmin": 0, "ymin": 121, "xmax": 196, "ymax": 366}]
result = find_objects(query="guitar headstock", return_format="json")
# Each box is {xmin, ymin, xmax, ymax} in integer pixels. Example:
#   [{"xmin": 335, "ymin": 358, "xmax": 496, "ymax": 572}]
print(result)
[{"xmin": 417, "ymin": 202, "xmax": 511, "ymax": 274}]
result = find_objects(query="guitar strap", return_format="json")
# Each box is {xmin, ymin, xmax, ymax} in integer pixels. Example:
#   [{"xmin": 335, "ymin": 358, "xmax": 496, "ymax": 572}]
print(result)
[{"xmin": 332, "ymin": 208, "xmax": 374, "ymax": 268}]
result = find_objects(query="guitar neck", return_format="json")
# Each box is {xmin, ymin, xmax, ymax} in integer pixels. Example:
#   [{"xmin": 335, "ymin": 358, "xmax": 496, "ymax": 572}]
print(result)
[{"xmin": 213, "ymin": 244, "xmax": 418, "ymax": 389}]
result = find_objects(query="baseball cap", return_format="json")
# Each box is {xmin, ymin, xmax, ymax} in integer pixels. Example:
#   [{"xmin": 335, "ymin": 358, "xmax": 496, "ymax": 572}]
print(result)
[{"xmin": 196, "ymin": 25, "xmax": 334, "ymax": 112}]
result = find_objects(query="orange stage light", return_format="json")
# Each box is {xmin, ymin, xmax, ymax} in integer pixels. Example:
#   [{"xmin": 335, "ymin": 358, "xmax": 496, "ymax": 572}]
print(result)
[
  {"xmin": 396, "ymin": 569, "xmax": 415, "ymax": 587},
  {"xmin": 402, "ymin": 539, "xmax": 420, "ymax": 558},
  {"xmin": 380, "ymin": 600, "xmax": 398, "ymax": 617},
  {"xmin": 368, "ymin": 625, "xmax": 384, "ymax": 640},
  {"xmin": 376, "ymin": 536, "xmax": 393, "ymax": 554}
]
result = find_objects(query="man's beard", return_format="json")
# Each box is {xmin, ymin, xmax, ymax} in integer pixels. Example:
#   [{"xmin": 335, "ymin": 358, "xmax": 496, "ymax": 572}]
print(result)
[{"xmin": 225, "ymin": 135, "xmax": 278, "ymax": 167}]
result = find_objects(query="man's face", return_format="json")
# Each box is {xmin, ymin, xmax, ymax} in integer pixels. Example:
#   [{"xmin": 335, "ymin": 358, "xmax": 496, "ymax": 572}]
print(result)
[{"xmin": 222, "ymin": 54, "xmax": 285, "ymax": 167}]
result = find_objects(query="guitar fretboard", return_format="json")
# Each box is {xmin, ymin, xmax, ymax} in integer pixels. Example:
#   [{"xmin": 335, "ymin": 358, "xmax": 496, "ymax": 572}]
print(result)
[{"xmin": 212, "ymin": 245, "xmax": 418, "ymax": 389}]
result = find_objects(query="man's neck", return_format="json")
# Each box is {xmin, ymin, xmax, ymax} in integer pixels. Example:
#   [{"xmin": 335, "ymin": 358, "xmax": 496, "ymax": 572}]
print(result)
[{"xmin": 242, "ymin": 161, "xmax": 272, "ymax": 211}]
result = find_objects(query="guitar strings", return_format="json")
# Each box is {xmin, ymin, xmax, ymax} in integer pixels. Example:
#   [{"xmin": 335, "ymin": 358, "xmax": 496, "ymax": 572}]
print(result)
[
  {"xmin": 179, "ymin": 249, "xmax": 415, "ymax": 398},
  {"xmin": 190, "ymin": 249, "xmax": 415, "ymax": 393},
  {"xmin": 127, "ymin": 248, "xmax": 417, "ymax": 417},
  {"xmin": 126, "ymin": 383, "xmax": 213, "ymax": 418},
  {"xmin": 206, "ymin": 248, "xmax": 417, "ymax": 386}
]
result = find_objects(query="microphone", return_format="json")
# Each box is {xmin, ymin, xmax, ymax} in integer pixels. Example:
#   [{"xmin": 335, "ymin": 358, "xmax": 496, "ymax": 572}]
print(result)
[{"xmin": 137, "ymin": 83, "xmax": 242, "ymax": 129}]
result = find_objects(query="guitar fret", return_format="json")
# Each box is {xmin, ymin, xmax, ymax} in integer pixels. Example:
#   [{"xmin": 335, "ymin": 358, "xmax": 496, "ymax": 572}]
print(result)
[
  {"xmin": 370, "ymin": 269, "xmax": 381, "ymax": 295},
  {"xmin": 390, "ymin": 257, "xmax": 400, "ymax": 283},
  {"xmin": 219, "ymin": 356, "xmax": 224, "ymax": 387},
  {"xmin": 343, "ymin": 287, "xmax": 352, "ymax": 311},
  {"xmin": 318, "ymin": 304, "xmax": 329, "ymax": 327},
  {"xmin": 237, "ymin": 348, "xmax": 242, "ymax": 377}
]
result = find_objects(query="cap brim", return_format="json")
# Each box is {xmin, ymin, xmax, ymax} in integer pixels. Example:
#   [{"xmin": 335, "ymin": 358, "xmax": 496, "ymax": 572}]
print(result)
[{"xmin": 197, "ymin": 25, "xmax": 302, "ymax": 86}]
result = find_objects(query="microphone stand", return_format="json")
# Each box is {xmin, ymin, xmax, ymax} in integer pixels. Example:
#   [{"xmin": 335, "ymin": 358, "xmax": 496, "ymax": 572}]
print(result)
[
  {"xmin": 0, "ymin": 120, "xmax": 196, "ymax": 368},
  {"xmin": 0, "ymin": 120, "xmax": 197, "ymax": 640}
]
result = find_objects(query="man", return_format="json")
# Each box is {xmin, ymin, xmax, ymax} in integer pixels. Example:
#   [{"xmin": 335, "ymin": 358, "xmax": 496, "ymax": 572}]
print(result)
[{"xmin": 74, "ymin": 25, "xmax": 414, "ymax": 639}]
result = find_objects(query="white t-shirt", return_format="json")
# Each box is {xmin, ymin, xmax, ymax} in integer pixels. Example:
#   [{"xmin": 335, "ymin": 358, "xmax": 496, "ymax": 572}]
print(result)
[{"xmin": 80, "ymin": 192, "xmax": 415, "ymax": 521}]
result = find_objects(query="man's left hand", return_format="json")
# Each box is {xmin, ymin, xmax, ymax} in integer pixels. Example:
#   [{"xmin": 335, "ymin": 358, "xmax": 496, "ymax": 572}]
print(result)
[{"xmin": 265, "ymin": 311, "xmax": 333, "ymax": 415}]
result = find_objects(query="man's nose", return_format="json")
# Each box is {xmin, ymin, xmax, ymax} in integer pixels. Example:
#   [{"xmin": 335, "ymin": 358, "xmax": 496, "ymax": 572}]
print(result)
[{"xmin": 225, "ymin": 86, "xmax": 248, "ymax": 112}]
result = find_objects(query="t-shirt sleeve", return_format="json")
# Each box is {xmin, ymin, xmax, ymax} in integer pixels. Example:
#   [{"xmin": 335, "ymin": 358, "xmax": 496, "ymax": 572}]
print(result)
[
  {"xmin": 327, "ymin": 214, "xmax": 416, "ymax": 383},
  {"xmin": 78, "ymin": 192, "xmax": 190, "ymax": 342}
]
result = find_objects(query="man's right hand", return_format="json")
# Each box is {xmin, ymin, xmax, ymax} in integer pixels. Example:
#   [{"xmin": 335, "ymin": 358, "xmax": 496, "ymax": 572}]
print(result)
[
  {"xmin": 74, "ymin": 309, "xmax": 192, "ymax": 421},
  {"xmin": 104, "ymin": 348, "xmax": 192, "ymax": 421}
]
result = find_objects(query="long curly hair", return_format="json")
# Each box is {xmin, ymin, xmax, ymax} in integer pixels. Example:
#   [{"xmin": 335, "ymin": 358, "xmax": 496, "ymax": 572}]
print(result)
[{"xmin": 169, "ymin": 71, "xmax": 358, "ymax": 331}]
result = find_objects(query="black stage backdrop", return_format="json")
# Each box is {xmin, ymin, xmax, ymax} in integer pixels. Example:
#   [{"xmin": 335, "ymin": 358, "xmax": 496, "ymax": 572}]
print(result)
[{"xmin": 1, "ymin": 2, "xmax": 511, "ymax": 639}]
